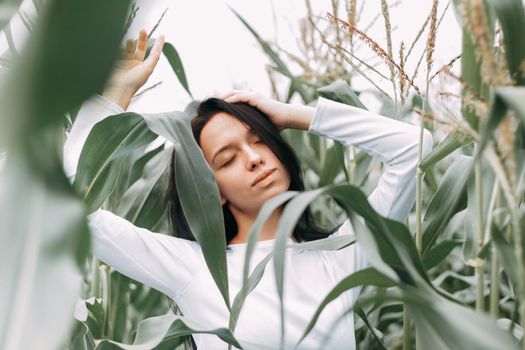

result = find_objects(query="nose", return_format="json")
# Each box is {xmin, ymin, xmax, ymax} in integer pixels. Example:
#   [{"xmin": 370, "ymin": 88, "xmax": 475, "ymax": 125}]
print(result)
[{"xmin": 245, "ymin": 146, "xmax": 264, "ymax": 170}]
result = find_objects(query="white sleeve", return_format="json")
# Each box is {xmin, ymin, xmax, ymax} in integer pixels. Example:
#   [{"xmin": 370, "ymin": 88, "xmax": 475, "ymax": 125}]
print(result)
[
  {"xmin": 308, "ymin": 97, "xmax": 433, "ymax": 272},
  {"xmin": 63, "ymin": 94, "xmax": 124, "ymax": 181},
  {"xmin": 88, "ymin": 209, "xmax": 203, "ymax": 298},
  {"xmin": 63, "ymin": 95, "xmax": 204, "ymax": 298},
  {"xmin": 307, "ymin": 97, "xmax": 433, "ymax": 221}
]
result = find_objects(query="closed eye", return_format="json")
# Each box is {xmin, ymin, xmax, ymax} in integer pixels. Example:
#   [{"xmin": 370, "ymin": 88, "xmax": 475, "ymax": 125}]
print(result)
[{"xmin": 222, "ymin": 156, "xmax": 235, "ymax": 167}]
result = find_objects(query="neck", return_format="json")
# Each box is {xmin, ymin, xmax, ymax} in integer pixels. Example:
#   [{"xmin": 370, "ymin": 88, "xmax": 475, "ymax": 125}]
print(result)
[{"xmin": 228, "ymin": 205, "xmax": 284, "ymax": 244}]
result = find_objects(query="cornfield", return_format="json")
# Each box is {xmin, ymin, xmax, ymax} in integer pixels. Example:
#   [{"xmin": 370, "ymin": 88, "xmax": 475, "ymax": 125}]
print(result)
[{"xmin": 1, "ymin": 0, "xmax": 525, "ymax": 349}]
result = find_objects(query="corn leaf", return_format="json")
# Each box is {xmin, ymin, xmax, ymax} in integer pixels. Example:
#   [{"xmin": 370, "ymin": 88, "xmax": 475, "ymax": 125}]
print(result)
[
  {"xmin": 95, "ymin": 313, "xmax": 243, "ymax": 350},
  {"xmin": 0, "ymin": 1, "xmax": 129, "ymax": 350},
  {"xmin": 0, "ymin": 150, "xmax": 90, "ymax": 350},
  {"xmin": 296, "ymin": 267, "xmax": 394, "ymax": 347},
  {"xmin": 422, "ymin": 155, "xmax": 474, "ymax": 256},
  {"xmin": 0, "ymin": 0, "xmax": 23, "ymax": 30},
  {"xmin": 73, "ymin": 113, "xmax": 157, "ymax": 213},
  {"xmin": 116, "ymin": 147, "xmax": 172, "ymax": 232},
  {"xmin": 419, "ymin": 132, "xmax": 472, "ymax": 172},
  {"xmin": 317, "ymin": 79, "xmax": 367, "ymax": 109},
  {"xmin": 162, "ymin": 42, "xmax": 193, "ymax": 98},
  {"xmin": 0, "ymin": 0, "xmax": 130, "ymax": 149},
  {"xmin": 423, "ymin": 240, "xmax": 463, "ymax": 270},
  {"xmin": 477, "ymin": 87, "xmax": 525, "ymax": 155},
  {"xmin": 486, "ymin": 0, "xmax": 525, "ymax": 86},
  {"xmin": 231, "ymin": 8, "xmax": 312, "ymax": 103},
  {"xmin": 141, "ymin": 111, "xmax": 231, "ymax": 310}
]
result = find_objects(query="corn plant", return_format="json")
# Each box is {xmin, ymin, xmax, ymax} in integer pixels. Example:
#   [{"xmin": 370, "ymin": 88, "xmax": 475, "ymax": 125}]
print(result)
[{"xmin": 2, "ymin": 0, "xmax": 525, "ymax": 350}]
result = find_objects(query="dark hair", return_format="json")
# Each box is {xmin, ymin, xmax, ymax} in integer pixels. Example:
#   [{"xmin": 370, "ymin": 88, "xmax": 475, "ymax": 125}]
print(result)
[{"xmin": 167, "ymin": 97, "xmax": 337, "ymax": 244}]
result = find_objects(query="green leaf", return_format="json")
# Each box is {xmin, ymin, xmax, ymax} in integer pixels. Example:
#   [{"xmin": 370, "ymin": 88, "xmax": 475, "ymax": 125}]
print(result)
[
  {"xmin": 271, "ymin": 184, "xmax": 431, "ymax": 345},
  {"xmin": 125, "ymin": 144, "xmax": 164, "ymax": 191},
  {"xmin": 419, "ymin": 132, "xmax": 472, "ymax": 172},
  {"xmin": 460, "ymin": 3, "xmax": 484, "ymax": 130},
  {"xmin": 318, "ymin": 144, "xmax": 342, "ymax": 187},
  {"xmin": 402, "ymin": 285, "xmax": 518, "ymax": 350},
  {"xmin": 354, "ymin": 306, "xmax": 388, "ymax": 350},
  {"xmin": 0, "ymin": 149, "xmax": 89, "ymax": 350},
  {"xmin": 116, "ymin": 147, "xmax": 172, "ymax": 231},
  {"xmin": 0, "ymin": 0, "xmax": 130, "ymax": 149},
  {"xmin": 230, "ymin": 7, "xmax": 312, "ymax": 103},
  {"xmin": 0, "ymin": 2, "xmax": 129, "ymax": 350},
  {"xmin": 296, "ymin": 268, "xmax": 394, "ymax": 346},
  {"xmin": 317, "ymin": 79, "xmax": 367, "ymax": 109},
  {"xmin": 162, "ymin": 42, "xmax": 192, "ymax": 98},
  {"xmin": 141, "ymin": 111, "xmax": 231, "ymax": 310},
  {"xmin": 486, "ymin": 0, "xmax": 525, "ymax": 85},
  {"xmin": 68, "ymin": 320, "xmax": 96, "ymax": 350},
  {"xmin": 422, "ymin": 155, "xmax": 474, "ymax": 256},
  {"xmin": 478, "ymin": 87, "xmax": 525, "ymax": 155},
  {"xmin": 491, "ymin": 221, "xmax": 518, "ymax": 285},
  {"xmin": 0, "ymin": 1, "xmax": 23, "ymax": 30},
  {"xmin": 73, "ymin": 113, "xmax": 157, "ymax": 213},
  {"xmin": 95, "ymin": 313, "xmax": 243, "ymax": 350},
  {"xmin": 229, "ymin": 191, "xmax": 298, "ymax": 330},
  {"xmin": 423, "ymin": 240, "xmax": 463, "ymax": 270}
]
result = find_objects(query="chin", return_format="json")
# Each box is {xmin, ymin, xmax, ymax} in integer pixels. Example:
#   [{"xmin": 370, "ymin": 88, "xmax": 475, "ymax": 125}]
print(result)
[{"xmin": 264, "ymin": 182, "xmax": 289, "ymax": 198}]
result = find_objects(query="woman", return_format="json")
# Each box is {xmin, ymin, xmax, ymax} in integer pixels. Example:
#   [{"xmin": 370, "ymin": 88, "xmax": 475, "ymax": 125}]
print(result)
[{"xmin": 64, "ymin": 30, "xmax": 433, "ymax": 349}]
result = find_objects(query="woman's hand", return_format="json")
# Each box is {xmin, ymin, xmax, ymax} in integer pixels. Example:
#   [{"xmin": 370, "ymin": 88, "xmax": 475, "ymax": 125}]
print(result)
[
  {"xmin": 103, "ymin": 29, "xmax": 165, "ymax": 110},
  {"xmin": 219, "ymin": 90, "xmax": 292, "ymax": 131}
]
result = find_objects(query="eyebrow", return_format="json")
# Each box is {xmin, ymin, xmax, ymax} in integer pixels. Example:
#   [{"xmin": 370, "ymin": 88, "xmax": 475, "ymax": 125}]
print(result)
[{"xmin": 212, "ymin": 128, "xmax": 255, "ymax": 166}]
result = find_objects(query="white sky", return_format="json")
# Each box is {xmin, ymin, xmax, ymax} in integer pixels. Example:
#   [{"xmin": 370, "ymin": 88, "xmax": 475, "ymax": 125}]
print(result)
[
  {"xmin": 127, "ymin": 0, "xmax": 462, "ymax": 113},
  {"xmin": 2, "ymin": 0, "xmax": 462, "ymax": 113}
]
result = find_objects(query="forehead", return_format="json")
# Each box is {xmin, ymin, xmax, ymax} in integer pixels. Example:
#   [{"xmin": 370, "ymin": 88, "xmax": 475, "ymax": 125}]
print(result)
[{"xmin": 199, "ymin": 112, "xmax": 252, "ymax": 153}]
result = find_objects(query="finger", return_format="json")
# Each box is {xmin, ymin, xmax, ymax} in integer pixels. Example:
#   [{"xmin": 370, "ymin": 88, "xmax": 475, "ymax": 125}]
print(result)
[
  {"xmin": 144, "ymin": 34, "xmax": 165, "ymax": 71},
  {"xmin": 122, "ymin": 39, "xmax": 135, "ymax": 59},
  {"xmin": 133, "ymin": 29, "xmax": 148, "ymax": 61},
  {"xmin": 217, "ymin": 90, "xmax": 239, "ymax": 100},
  {"xmin": 224, "ymin": 92, "xmax": 256, "ymax": 105}
]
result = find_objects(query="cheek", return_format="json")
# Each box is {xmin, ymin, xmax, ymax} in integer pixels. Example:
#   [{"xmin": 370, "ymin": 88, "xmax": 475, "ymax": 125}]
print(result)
[{"xmin": 215, "ymin": 171, "xmax": 241, "ymax": 195}]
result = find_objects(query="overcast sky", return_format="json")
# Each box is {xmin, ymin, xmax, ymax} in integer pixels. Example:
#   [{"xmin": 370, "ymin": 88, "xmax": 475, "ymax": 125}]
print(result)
[
  {"xmin": 2, "ymin": 0, "xmax": 462, "ymax": 113},
  {"xmin": 125, "ymin": 0, "xmax": 461, "ymax": 113}
]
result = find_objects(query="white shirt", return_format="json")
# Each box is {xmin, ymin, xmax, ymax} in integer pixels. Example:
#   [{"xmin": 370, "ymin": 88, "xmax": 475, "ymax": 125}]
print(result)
[{"xmin": 63, "ymin": 95, "xmax": 433, "ymax": 349}]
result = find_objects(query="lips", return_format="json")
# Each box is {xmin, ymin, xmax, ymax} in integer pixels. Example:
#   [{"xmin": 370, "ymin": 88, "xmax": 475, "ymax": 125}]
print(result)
[{"xmin": 252, "ymin": 168, "xmax": 276, "ymax": 186}]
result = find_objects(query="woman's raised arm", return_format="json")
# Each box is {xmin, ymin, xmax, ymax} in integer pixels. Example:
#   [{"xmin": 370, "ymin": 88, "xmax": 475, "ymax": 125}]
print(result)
[
  {"xmin": 307, "ymin": 97, "xmax": 433, "ymax": 222},
  {"xmin": 63, "ymin": 31, "xmax": 203, "ymax": 299}
]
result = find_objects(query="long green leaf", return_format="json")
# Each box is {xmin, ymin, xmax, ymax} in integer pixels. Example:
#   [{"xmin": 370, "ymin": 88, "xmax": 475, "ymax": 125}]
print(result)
[
  {"xmin": 230, "ymin": 7, "xmax": 312, "ymax": 103},
  {"xmin": 229, "ymin": 191, "xmax": 298, "ymax": 330},
  {"xmin": 317, "ymin": 79, "xmax": 367, "ymax": 109},
  {"xmin": 272, "ymin": 184, "xmax": 431, "ymax": 345},
  {"xmin": 486, "ymin": 0, "xmax": 525, "ymax": 86},
  {"xmin": 73, "ymin": 113, "xmax": 157, "ymax": 213},
  {"xmin": 162, "ymin": 42, "xmax": 192, "ymax": 98},
  {"xmin": 0, "ymin": 1, "xmax": 22, "ymax": 30},
  {"xmin": 141, "ymin": 111, "xmax": 231, "ymax": 310},
  {"xmin": 95, "ymin": 313, "xmax": 243, "ymax": 350},
  {"xmin": 0, "ymin": 149, "xmax": 90, "ymax": 350},
  {"xmin": 318, "ymin": 144, "xmax": 342, "ymax": 187},
  {"xmin": 0, "ymin": 2, "xmax": 129, "ymax": 350},
  {"xmin": 423, "ymin": 240, "xmax": 463, "ymax": 270},
  {"xmin": 400, "ymin": 285, "xmax": 518, "ymax": 350},
  {"xmin": 116, "ymin": 147, "xmax": 172, "ymax": 231},
  {"xmin": 354, "ymin": 306, "xmax": 388, "ymax": 350},
  {"xmin": 0, "ymin": 0, "xmax": 130, "ymax": 149},
  {"xmin": 458, "ymin": 0, "xmax": 484, "ymax": 130},
  {"xmin": 478, "ymin": 87, "xmax": 525, "ymax": 155},
  {"xmin": 296, "ymin": 268, "xmax": 394, "ymax": 347},
  {"xmin": 419, "ymin": 132, "xmax": 472, "ymax": 172},
  {"xmin": 422, "ymin": 155, "xmax": 474, "ymax": 256}
]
